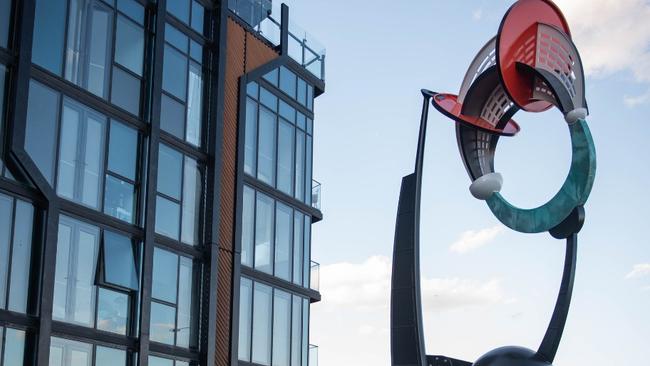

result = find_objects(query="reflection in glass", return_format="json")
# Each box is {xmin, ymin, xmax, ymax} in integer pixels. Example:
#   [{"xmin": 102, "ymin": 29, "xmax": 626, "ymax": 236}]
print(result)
[
  {"xmin": 149, "ymin": 356, "xmax": 174, "ymax": 366},
  {"xmin": 150, "ymin": 301, "xmax": 176, "ymax": 345},
  {"xmin": 293, "ymin": 212, "xmax": 304, "ymax": 286},
  {"xmin": 277, "ymin": 120, "xmax": 294, "ymax": 196},
  {"xmin": 291, "ymin": 295, "xmax": 302, "ymax": 366},
  {"xmin": 3, "ymin": 328, "xmax": 26, "ymax": 366},
  {"xmin": 181, "ymin": 157, "xmax": 201, "ymax": 246},
  {"xmin": 103, "ymin": 231, "xmax": 138, "ymax": 290},
  {"xmin": 111, "ymin": 66, "xmax": 141, "ymax": 115},
  {"xmin": 255, "ymin": 194, "xmax": 274, "ymax": 274},
  {"xmin": 25, "ymin": 80, "xmax": 60, "ymax": 184},
  {"xmin": 97, "ymin": 288, "xmax": 128, "ymax": 335},
  {"xmin": 108, "ymin": 121, "xmax": 138, "ymax": 180},
  {"xmin": 252, "ymin": 282, "xmax": 272, "ymax": 365},
  {"xmin": 115, "ymin": 15, "xmax": 144, "ymax": 76},
  {"xmin": 275, "ymin": 203, "xmax": 292, "ymax": 281},
  {"xmin": 163, "ymin": 45, "xmax": 187, "ymax": 101},
  {"xmin": 161, "ymin": 94, "xmax": 186, "ymax": 139},
  {"xmin": 0, "ymin": 195, "xmax": 11, "ymax": 309},
  {"xmin": 152, "ymin": 247, "xmax": 178, "ymax": 303},
  {"xmin": 104, "ymin": 175, "xmax": 135, "ymax": 223},
  {"xmin": 303, "ymin": 215, "xmax": 312, "ymax": 289},
  {"xmin": 244, "ymin": 97, "xmax": 258, "ymax": 176},
  {"xmin": 238, "ymin": 278, "xmax": 252, "ymax": 361},
  {"xmin": 273, "ymin": 290, "xmax": 291, "ymax": 366},
  {"xmin": 167, "ymin": 0, "xmax": 190, "ymax": 24},
  {"xmin": 95, "ymin": 346, "xmax": 127, "ymax": 366},
  {"xmin": 258, "ymin": 107, "xmax": 276, "ymax": 185},
  {"xmin": 295, "ymin": 130, "xmax": 305, "ymax": 202},
  {"xmin": 302, "ymin": 298, "xmax": 310, "ymax": 366},
  {"xmin": 280, "ymin": 67, "xmax": 297, "ymax": 99},
  {"xmin": 241, "ymin": 186, "xmax": 255, "ymax": 267},
  {"xmin": 157, "ymin": 144, "xmax": 182, "ymax": 200},
  {"xmin": 176, "ymin": 256, "xmax": 193, "ymax": 347},
  {"xmin": 155, "ymin": 196, "xmax": 181, "ymax": 240},
  {"xmin": 32, "ymin": 0, "xmax": 67, "ymax": 75},
  {"xmin": 8, "ymin": 200, "xmax": 34, "ymax": 312},
  {"xmin": 186, "ymin": 62, "xmax": 203, "ymax": 146},
  {"xmin": 49, "ymin": 336, "xmax": 93, "ymax": 366}
]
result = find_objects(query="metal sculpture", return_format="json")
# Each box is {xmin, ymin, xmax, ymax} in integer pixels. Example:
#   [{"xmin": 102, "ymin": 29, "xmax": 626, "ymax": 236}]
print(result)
[{"xmin": 389, "ymin": 1, "xmax": 596, "ymax": 366}]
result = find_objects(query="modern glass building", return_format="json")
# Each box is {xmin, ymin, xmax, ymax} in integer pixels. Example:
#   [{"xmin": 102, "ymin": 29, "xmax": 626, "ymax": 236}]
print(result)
[{"xmin": 0, "ymin": 0, "xmax": 325, "ymax": 365}]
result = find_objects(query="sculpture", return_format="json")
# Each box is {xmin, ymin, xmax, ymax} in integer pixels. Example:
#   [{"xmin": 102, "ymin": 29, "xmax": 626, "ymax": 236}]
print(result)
[{"xmin": 390, "ymin": 1, "xmax": 596, "ymax": 365}]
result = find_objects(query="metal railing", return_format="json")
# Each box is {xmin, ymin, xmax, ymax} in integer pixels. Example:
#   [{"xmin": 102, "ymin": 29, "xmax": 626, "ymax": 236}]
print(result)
[
  {"xmin": 228, "ymin": 0, "xmax": 326, "ymax": 80},
  {"xmin": 310, "ymin": 260, "xmax": 320, "ymax": 292},
  {"xmin": 309, "ymin": 344, "xmax": 319, "ymax": 366},
  {"xmin": 311, "ymin": 179, "xmax": 321, "ymax": 210}
]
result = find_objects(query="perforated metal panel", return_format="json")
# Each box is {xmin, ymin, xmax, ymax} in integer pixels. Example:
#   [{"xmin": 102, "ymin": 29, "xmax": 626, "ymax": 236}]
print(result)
[
  {"xmin": 458, "ymin": 37, "xmax": 497, "ymax": 104},
  {"xmin": 480, "ymin": 84, "xmax": 515, "ymax": 127}
]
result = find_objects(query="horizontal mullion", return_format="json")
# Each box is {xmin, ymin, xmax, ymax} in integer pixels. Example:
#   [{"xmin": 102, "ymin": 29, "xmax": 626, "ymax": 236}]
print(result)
[
  {"xmin": 257, "ymin": 78, "xmax": 314, "ymax": 120},
  {"xmin": 149, "ymin": 342, "xmax": 201, "ymax": 362},
  {"xmin": 240, "ymin": 266, "xmax": 320, "ymax": 302},
  {"xmin": 243, "ymin": 175, "xmax": 319, "ymax": 218},
  {"xmin": 0, "ymin": 310, "xmax": 39, "ymax": 329},
  {"xmin": 0, "ymin": 178, "xmax": 47, "ymax": 206},
  {"xmin": 0, "ymin": 48, "xmax": 14, "ymax": 66},
  {"xmin": 106, "ymin": 170, "xmax": 137, "ymax": 186},
  {"xmin": 30, "ymin": 66, "xmax": 149, "ymax": 132},
  {"xmin": 59, "ymin": 199, "xmax": 144, "ymax": 238},
  {"xmin": 164, "ymin": 14, "xmax": 209, "ymax": 46},
  {"xmin": 51, "ymin": 320, "xmax": 138, "ymax": 349},
  {"xmin": 159, "ymin": 132, "xmax": 208, "ymax": 162},
  {"xmin": 154, "ymin": 233, "xmax": 205, "ymax": 259}
]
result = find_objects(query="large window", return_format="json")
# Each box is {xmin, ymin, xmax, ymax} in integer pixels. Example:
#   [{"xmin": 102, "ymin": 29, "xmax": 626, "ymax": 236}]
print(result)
[
  {"xmin": 32, "ymin": 0, "xmax": 146, "ymax": 115},
  {"xmin": 150, "ymin": 247, "xmax": 199, "ymax": 348},
  {"xmin": 166, "ymin": 0, "xmax": 205, "ymax": 35},
  {"xmin": 54, "ymin": 215, "xmax": 139, "ymax": 335},
  {"xmin": 50, "ymin": 337, "xmax": 129, "ymax": 366},
  {"xmin": 263, "ymin": 67, "xmax": 314, "ymax": 111},
  {"xmin": 244, "ymin": 82, "xmax": 314, "ymax": 204},
  {"xmin": 161, "ymin": 24, "xmax": 204, "ymax": 147},
  {"xmin": 25, "ymin": 81, "xmax": 142, "ymax": 224},
  {"xmin": 241, "ymin": 186, "xmax": 311, "ymax": 287},
  {"xmin": 238, "ymin": 277, "xmax": 310, "ymax": 366},
  {"xmin": 0, "ymin": 327, "xmax": 27, "ymax": 365},
  {"xmin": 155, "ymin": 144, "xmax": 203, "ymax": 245},
  {"xmin": 0, "ymin": 193, "xmax": 34, "ymax": 314},
  {"xmin": 0, "ymin": 0, "xmax": 11, "ymax": 49}
]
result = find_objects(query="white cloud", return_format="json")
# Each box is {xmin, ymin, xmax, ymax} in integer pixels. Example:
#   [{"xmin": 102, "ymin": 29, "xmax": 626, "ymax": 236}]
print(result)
[
  {"xmin": 449, "ymin": 226, "xmax": 504, "ymax": 254},
  {"xmin": 623, "ymin": 90, "xmax": 650, "ymax": 107},
  {"xmin": 472, "ymin": 9, "xmax": 483, "ymax": 21},
  {"xmin": 554, "ymin": 0, "xmax": 650, "ymax": 83},
  {"xmin": 625, "ymin": 263, "xmax": 650, "ymax": 279}
]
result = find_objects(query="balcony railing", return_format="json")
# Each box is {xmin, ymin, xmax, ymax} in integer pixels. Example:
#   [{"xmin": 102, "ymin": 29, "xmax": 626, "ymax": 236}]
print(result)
[
  {"xmin": 311, "ymin": 179, "xmax": 321, "ymax": 211},
  {"xmin": 310, "ymin": 260, "xmax": 320, "ymax": 292},
  {"xmin": 228, "ymin": 0, "xmax": 326, "ymax": 80},
  {"xmin": 309, "ymin": 344, "xmax": 319, "ymax": 366}
]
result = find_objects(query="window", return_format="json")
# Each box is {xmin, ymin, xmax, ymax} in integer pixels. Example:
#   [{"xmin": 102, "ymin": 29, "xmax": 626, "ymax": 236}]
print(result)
[
  {"xmin": 161, "ymin": 24, "xmax": 204, "ymax": 147},
  {"xmin": 54, "ymin": 216, "xmax": 138, "ymax": 335},
  {"xmin": 149, "ymin": 355, "xmax": 190, "ymax": 366},
  {"xmin": 238, "ymin": 278, "xmax": 310, "ymax": 366},
  {"xmin": 240, "ymin": 187, "xmax": 311, "ymax": 287},
  {"xmin": 167, "ymin": 0, "xmax": 205, "ymax": 35},
  {"xmin": 155, "ymin": 144, "xmax": 203, "ymax": 245},
  {"xmin": 0, "ymin": 193, "xmax": 35, "ymax": 314},
  {"xmin": 104, "ymin": 121, "xmax": 139, "ymax": 223},
  {"xmin": 32, "ymin": 0, "xmax": 146, "ymax": 115},
  {"xmin": 0, "ymin": 0, "xmax": 9, "ymax": 48},
  {"xmin": 244, "ymin": 83, "xmax": 314, "ymax": 203},
  {"xmin": 0, "ymin": 327, "xmax": 26, "ymax": 365},
  {"xmin": 25, "ymin": 80, "xmax": 60, "ymax": 184},
  {"xmin": 151, "ymin": 247, "xmax": 198, "ymax": 348},
  {"xmin": 49, "ymin": 337, "xmax": 127, "ymax": 366},
  {"xmin": 262, "ymin": 67, "xmax": 314, "ymax": 111}
]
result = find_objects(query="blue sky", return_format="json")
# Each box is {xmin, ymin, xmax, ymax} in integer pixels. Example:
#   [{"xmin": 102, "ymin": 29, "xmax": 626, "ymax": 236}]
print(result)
[{"xmin": 278, "ymin": 1, "xmax": 650, "ymax": 365}]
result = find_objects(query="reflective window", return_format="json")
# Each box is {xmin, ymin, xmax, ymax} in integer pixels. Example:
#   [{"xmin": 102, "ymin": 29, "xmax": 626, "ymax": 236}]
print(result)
[
  {"xmin": 97, "ymin": 287, "xmax": 129, "ymax": 334},
  {"xmin": 25, "ymin": 80, "xmax": 60, "ymax": 184},
  {"xmin": 0, "ymin": 0, "xmax": 9, "ymax": 48},
  {"xmin": 149, "ymin": 356, "xmax": 189, "ymax": 366},
  {"xmin": 279, "ymin": 67, "xmax": 297, "ymax": 100},
  {"xmin": 50, "ymin": 337, "xmax": 127, "ymax": 366},
  {"xmin": 151, "ymin": 247, "xmax": 198, "ymax": 348},
  {"xmin": 101, "ymin": 231, "xmax": 138, "ymax": 290},
  {"xmin": 104, "ymin": 121, "xmax": 138, "ymax": 223},
  {"xmin": 292, "ymin": 212, "xmax": 304, "ymax": 286},
  {"xmin": 244, "ymin": 83, "xmax": 314, "ymax": 203},
  {"xmin": 0, "ymin": 194, "xmax": 35, "ymax": 313},
  {"xmin": 274, "ymin": 203, "xmax": 292, "ymax": 281},
  {"xmin": 155, "ymin": 144, "xmax": 202, "ymax": 245},
  {"xmin": 161, "ymin": 24, "xmax": 204, "ymax": 146},
  {"xmin": 32, "ymin": 0, "xmax": 146, "ymax": 115},
  {"xmin": 254, "ymin": 193, "xmax": 274, "ymax": 274},
  {"xmin": 238, "ymin": 278, "xmax": 310, "ymax": 366},
  {"xmin": 0, "ymin": 64, "xmax": 5, "ymax": 126},
  {"xmin": 241, "ymin": 186, "xmax": 255, "ymax": 267},
  {"xmin": 167, "ymin": 0, "xmax": 205, "ymax": 35},
  {"xmin": 1, "ymin": 328, "xmax": 26, "ymax": 366}
]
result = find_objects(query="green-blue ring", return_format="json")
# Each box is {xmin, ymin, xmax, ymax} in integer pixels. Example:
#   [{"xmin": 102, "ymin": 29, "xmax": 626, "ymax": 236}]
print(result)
[{"xmin": 486, "ymin": 119, "xmax": 596, "ymax": 233}]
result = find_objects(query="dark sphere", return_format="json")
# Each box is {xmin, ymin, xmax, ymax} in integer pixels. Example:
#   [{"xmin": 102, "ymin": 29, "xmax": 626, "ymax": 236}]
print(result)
[{"xmin": 472, "ymin": 346, "xmax": 552, "ymax": 366}]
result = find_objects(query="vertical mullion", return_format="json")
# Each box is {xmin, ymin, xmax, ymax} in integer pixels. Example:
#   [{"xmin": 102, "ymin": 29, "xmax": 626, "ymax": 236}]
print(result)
[
  {"xmin": 4, "ymin": 198, "xmax": 17, "ymax": 310},
  {"xmin": 138, "ymin": 0, "xmax": 167, "ymax": 364},
  {"xmin": 101, "ymin": 111, "xmax": 113, "ymax": 214}
]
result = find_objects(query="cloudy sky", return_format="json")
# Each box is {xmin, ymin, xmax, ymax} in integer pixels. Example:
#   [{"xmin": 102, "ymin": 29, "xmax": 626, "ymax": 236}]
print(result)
[{"xmin": 279, "ymin": 1, "xmax": 650, "ymax": 365}]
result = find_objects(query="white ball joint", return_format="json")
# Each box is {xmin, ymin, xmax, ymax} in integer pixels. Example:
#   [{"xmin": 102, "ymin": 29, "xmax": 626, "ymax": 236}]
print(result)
[
  {"xmin": 469, "ymin": 172, "xmax": 503, "ymax": 200},
  {"xmin": 564, "ymin": 108, "xmax": 588, "ymax": 124}
]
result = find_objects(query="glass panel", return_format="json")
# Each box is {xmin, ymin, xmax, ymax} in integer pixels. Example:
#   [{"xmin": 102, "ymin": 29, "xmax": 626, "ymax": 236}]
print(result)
[
  {"xmin": 8, "ymin": 200, "xmax": 34, "ymax": 312},
  {"xmin": 95, "ymin": 346, "xmax": 127, "ymax": 366},
  {"xmin": 260, "ymin": 88, "xmax": 277, "ymax": 111},
  {"xmin": 115, "ymin": 15, "xmax": 144, "ymax": 76},
  {"xmin": 295, "ymin": 131, "xmax": 305, "ymax": 202},
  {"xmin": 149, "ymin": 356, "xmax": 174, "ymax": 366},
  {"xmin": 307, "ymin": 86, "xmax": 313, "ymax": 111},
  {"xmin": 302, "ymin": 298, "xmax": 309, "ymax": 366},
  {"xmin": 65, "ymin": 1, "xmax": 113, "ymax": 98},
  {"xmin": 247, "ymin": 82, "xmax": 259, "ymax": 98},
  {"xmin": 117, "ymin": 0, "xmax": 145, "ymax": 24},
  {"xmin": 50, "ymin": 337, "xmax": 93, "ymax": 366},
  {"xmin": 241, "ymin": 186, "xmax": 255, "ymax": 267},
  {"xmin": 57, "ymin": 105, "xmax": 80, "ymax": 201},
  {"xmin": 280, "ymin": 67, "xmax": 297, "ymax": 99},
  {"xmin": 167, "ymin": 0, "xmax": 190, "ymax": 24},
  {"xmin": 277, "ymin": 121, "xmax": 294, "ymax": 196},
  {"xmin": 254, "ymin": 193, "xmax": 274, "ymax": 274},
  {"xmin": 273, "ymin": 290, "xmax": 291, "ymax": 366},
  {"xmin": 97, "ymin": 288, "xmax": 129, "ymax": 335},
  {"xmin": 275, "ymin": 203, "xmax": 292, "ymax": 281},
  {"xmin": 297, "ymin": 78, "xmax": 307, "ymax": 106},
  {"xmin": 161, "ymin": 93, "xmax": 186, "ymax": 139},
  {"xmin": 293, "ymin": 212, "xmax": 303, "ymax": 286},
  {"xmin": 165, "ymin": 24, "xmax": 189, "ymax": 52},
  {"xmin": 186, "ymin": 61, "xmax": 203, "ymax": 146},
  {"xmin": 33, "ymin": 0, "xmax": 67, "ymax": 75},
  {"xmin": 75, "ymin": 227, "xmax": 100, "ymax": 325},
  {"xmin": 303, "ymin": 215, "xmax": 311, "ymax": 288},
  {"xmin": 296, "ymin": 113, "xmax": 306, "ymax": 131},
  {"xmin": 3, "ymin": 328, "xmax": 26, "ymax": 366},
  {"xmin": 252, "ymin": 282, "xmax": 272, "ymax": 366},
  {"xmin": 155, "ymin": 196, "xmax": 181, "ymax": 240},
  {"xmin": 82, "ymin": 113, "xmax": 106, "ymax": 208},
  {"xmin": 191, "ymin": 1, "xmax": 204, "ymax": 33},
  {"xmin": 53, "ymin": 222, "xmax": 72, "ymax": 320},
  {"xmin": 0, "ymin": 195, "xmax": 13, "ymax": 309},
  {"xmin": 190, "ymin": 40, "xmax": 202, "ymax": 62},
  {"xmin": 244, "ymin": 98, "xmax": 258, "ymax": 176},
  {"xmin": 111, "ymin": 66, "xmax": 141, "ymax": 115},
  {"xmin": 25, "ymin": 80, "xmax": 59, "ymax": 184},
  {"xmin": 108, "ymin": 121, "xmax": 138, "ymax": 180},
  {"xmin": 0, "ymin": 64, "xmax": 5, "ymax": 126},
  {"xmin": 103, "ymin": 231, "xmax": 138, "ymax": 290},
  {"xmin": 104, "ymin": 175, "xmax": 135, "ymax": 223},
  {"xmin": 176, "ymin": 256, "xmax": 193, "ymax": 347},
  {"xmin": 150, "ymin": 301, "xmax": 176, "ymax": 345},
  {"xmin": 0, "ymin": 0, "xmax": 10, "ymax": 48},
  {"xmin": 279, "ymin": 100, "xmax": 295, "ymax": 123},
  {"xmin": 238, "ymin": 278, "xmax": 253, "ymax": 361},
  {"xmin": 291, "ymin": 295, "xmax": 302, "ymax": 366},
  {"xmin": 157, "ymin": 144, "xmax": 183, "ymax": 200},
  {"xmin": 306, "ymin": 136, "xmax": 313, "ymax": 205},
  {"xmin": 163, "ymin": 45, "xmax": 188, "ymax": 101},
  {"xmin": 181, "ymin": 157, "xmax": 201, "ymax": 246},
  {"xmin": 257, "ymin": 107, "xmax": 276, "ymax": 185},
  {"xmin": 152, "ymin": 247, "xmax": 178, "ymax": 303},
  {"xmin": 263, "ymin": 69, "xmax": 278, "ymax": 86}
]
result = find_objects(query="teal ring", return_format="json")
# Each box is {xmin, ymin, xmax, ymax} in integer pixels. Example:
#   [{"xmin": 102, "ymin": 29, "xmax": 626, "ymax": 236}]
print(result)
[{"xmin": 486, "ymin": 119, "xmax": 596, "ymax": 233}]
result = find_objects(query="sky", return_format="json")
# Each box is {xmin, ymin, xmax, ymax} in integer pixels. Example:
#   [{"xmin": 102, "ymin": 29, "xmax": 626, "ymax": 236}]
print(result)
[{"xmin": 276, "ymin": 1, "xmax": 650, "ymax": 365}]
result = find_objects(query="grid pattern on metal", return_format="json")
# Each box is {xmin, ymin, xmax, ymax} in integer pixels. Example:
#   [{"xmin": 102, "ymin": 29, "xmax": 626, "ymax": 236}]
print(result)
[
  {"xmin": 458, "ymin": 37, "xmax": 497, "ymax": 103},
  {"xmin": 536, "ymin": 24, "xmax": 578, "ymax": 99},
  {"xmin": 480, "ymin": 84, "xmax": 514, "ymax": 127}
]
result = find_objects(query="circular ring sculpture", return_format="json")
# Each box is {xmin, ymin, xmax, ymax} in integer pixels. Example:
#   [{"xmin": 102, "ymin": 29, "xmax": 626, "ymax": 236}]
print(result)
[{"xmin": 389, "ymin": 1, "xmax": 597, "ymax": 366}]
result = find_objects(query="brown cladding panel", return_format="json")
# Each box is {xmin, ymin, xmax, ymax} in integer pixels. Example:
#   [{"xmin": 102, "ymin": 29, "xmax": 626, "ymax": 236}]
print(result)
[{"xmin": 214, "ymin": 17, "xmax": 279, "ymax": 366}]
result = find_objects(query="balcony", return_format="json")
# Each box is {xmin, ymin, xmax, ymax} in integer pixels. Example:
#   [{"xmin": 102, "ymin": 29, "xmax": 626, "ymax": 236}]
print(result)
[
  {"xmin": 227, "ymin": 0, "xmax": 326, "ymax": 80},
  {"xmin": 309, "ymin": 344, "xmax": 319, "ymax": 366},
  {"xmin": 311, "ymin": 179, "xmax": 321, "ymax": 211},
  {"xmin": 310, "ymin": 260, "xmax": 320, "ymax": 292}
]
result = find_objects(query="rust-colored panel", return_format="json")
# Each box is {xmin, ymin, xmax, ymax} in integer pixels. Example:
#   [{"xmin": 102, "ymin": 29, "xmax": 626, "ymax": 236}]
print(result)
[{"xmin": 214, "ymin": 17, "xmax": 279, "ymax": 366}]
